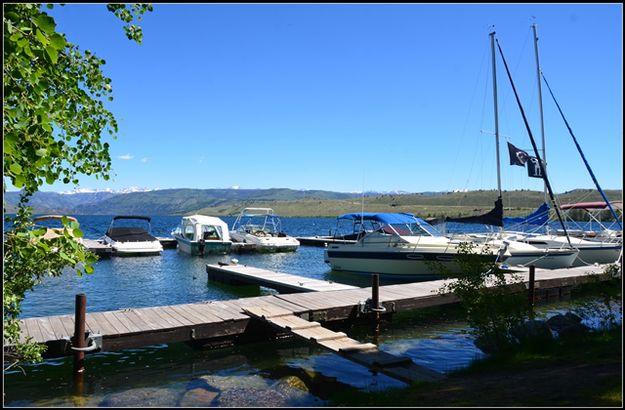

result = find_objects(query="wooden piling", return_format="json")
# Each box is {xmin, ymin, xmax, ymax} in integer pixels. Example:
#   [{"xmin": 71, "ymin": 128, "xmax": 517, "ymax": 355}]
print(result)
[
  {"xmin": 73, "ymin": 293, "xmax": 86, "ymax": 374},
  {"xmin": 371, "ymin": 273, "xmax": 381, "ymax": 344},
  {"xmin": 528, "ymin": 265, "xmax": 535, "ymax": 319}
]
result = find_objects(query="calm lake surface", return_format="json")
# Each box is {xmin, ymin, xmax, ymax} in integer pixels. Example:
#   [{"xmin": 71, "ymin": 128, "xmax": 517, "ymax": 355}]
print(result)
[{"xmin": 4, "ymin": 215, "xmax": 619, "ymax": 407}]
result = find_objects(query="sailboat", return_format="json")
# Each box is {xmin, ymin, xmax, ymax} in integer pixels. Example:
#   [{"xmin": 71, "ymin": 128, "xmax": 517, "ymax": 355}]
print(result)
[
  {"xmin": 497, "ymin": 25, "xmax": 622, "ymax": 267},
  {"xmin": 444, "ymin": 31, "xmax": 579, "ymax": 269}
]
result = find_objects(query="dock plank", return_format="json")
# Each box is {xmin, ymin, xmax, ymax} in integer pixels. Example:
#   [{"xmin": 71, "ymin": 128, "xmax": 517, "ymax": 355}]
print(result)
[
  {"xmin": 119, "ymin": 309, "xmax": 157, "ymax": 333},
  {"xmin": 187, "ymin": 302, "xmax": 238, "ymax": 323},
  {"xmin": 162, "ymin": 306, "xmax": 202, "ymax": 327},
  {"xmin": 57, "ymin": 315, "xmax": 76, "ymax": 337},
  {"xmin": 87, "ymin": 312, "xmax": 121, "ymax": 336},
  {"xmin": 24, "ymin": 317, "xmax": 45, "ymax": 344},
  {"xmin": 33, "ymin": 317, "xmax": 57, "ymax": 342},
  {"xmin": 146, "ymin": 307, "xmax": 185, "ymax": 329},
  {"xmin": 109, "ymin": 310, "xmax": 143, "ymax": 334}
]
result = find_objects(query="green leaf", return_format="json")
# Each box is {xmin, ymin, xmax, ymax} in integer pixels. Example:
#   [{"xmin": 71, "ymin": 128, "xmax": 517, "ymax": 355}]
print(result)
[
  {"xmin": 35, "ymin": 28, "xmax": 49, "ymax": 46},
  {"xmin": 49, "ymin": 33, "xmax": 66, "ymax": 50},
  {"xmin": 32, "ymin": 228, "xmax": 47, "ymax": 236},
  {"xmin": 13, "ymin": 175, "xmax": 25, "ymax": 188},
  {"xmin": 35, "ymin": 148, "xmax": 48, "ymax": 157},
  {"xmin": 10, "ymin": 163, "xmax": 23, "ymax": 175},
  {"xmin": 34, "ymin": 14, "xmax": 56, "ymax": 34},
  {"xmin": 72, "ymin": 228, "xmax": 84, "ymax": 238},
  {"xmin": 45, "ymin": 46, "xmax": 58, "ymax": 64}
]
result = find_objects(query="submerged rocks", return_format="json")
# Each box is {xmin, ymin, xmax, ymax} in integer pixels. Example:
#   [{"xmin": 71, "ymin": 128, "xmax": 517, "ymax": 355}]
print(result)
[
  {"xmin": 97, "ymin": 373, "xmax": 319, "ymax": 407},
  {"xmin": 100, "ymin": 387, "xmax": 182, "ymax": 407},
  {"xmin": 178, "ymin": 388, "xmax": 219, "ymax": 407}
]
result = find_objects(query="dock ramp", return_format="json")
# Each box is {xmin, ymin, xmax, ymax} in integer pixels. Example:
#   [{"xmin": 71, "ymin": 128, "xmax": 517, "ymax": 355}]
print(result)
[{"xmin": 242, "ymin": 304, "xmax": 443, "ymax": 384}]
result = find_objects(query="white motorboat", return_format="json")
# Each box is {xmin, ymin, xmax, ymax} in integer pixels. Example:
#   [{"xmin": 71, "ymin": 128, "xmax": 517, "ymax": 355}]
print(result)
[
  {"xmin": 102, "ymin": 215, "xmax": 163, "ymax": 256},
  {"xmin": 230, "ymin": 208, "xmax": 299, "ymax": 252},
  {"xmin": 172, "ymin": 215, "xmax": 232, "ymax": 255},
  {"xmin": 323, "ymin": 212, "xmax": 509, "ymax": 277}
]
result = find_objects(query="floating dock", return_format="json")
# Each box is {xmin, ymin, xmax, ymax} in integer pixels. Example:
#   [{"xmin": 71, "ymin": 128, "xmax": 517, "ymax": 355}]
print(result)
[
  {"xmin": 206, "ymin": 263, "xmax": 358, "ymax": 293},
  {"xmin": 81, "ymin": 239, "xmax": 113, "ymax": 257},
  {"xmin": 15, "ymin": 264, "xmax": 610, "ymax": 361}
]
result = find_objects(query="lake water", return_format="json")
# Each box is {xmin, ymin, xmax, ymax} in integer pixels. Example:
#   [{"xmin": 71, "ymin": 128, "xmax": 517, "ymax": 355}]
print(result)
[{"xmin": 3, "ymin": 215, "xmax": 619, "ymax": 406}]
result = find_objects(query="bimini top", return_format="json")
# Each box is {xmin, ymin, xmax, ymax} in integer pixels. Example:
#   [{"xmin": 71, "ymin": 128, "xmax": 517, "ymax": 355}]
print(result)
[
  {"xmin": 183, "ymin": 215, "xmax": 229, "ymax": 229},
  {"xmin": 561, "ymin": 201, "xmax": 623, "ymax": 211},
  {"xmin": 337, "ymin": 212, "xmax": 425, "ymax": 225},
  {"xmin": 112, "ymin": 215, "xmax": 152, "ymax": 222}
]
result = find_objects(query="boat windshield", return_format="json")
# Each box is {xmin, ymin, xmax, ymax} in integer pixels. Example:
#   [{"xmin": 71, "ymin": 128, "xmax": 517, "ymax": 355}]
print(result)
[{"xmin": 387, "ymin": 221, "xmax": 441, "ymax": 237}]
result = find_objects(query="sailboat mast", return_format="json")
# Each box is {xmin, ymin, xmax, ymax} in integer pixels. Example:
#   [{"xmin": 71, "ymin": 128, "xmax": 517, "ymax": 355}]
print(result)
[
  {"xmin": 490, "ymin": 31, "xmax": 502, "ymax": 197},
  {"xmin": 532, "ymin": 24, "xmax": 548, "ymax": 203}
]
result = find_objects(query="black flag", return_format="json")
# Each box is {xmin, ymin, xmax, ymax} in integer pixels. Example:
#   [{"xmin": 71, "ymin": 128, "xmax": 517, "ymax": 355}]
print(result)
[
  {"xmin": 507, "ymin": 142, "xmax": 529, "ymax": 166},
  {"xmin": 527, "ymin": 157, "xmax": 545, "ymax": 179}
]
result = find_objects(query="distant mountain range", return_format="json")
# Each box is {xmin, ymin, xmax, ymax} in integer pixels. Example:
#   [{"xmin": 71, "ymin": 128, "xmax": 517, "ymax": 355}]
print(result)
[
  {"xmin": 4, "ymin": 187, "xmax": 622, "ymax": 217},
  {"xmin": 3, "ymin": 188, "xmax": 360, "ymax": 215}
]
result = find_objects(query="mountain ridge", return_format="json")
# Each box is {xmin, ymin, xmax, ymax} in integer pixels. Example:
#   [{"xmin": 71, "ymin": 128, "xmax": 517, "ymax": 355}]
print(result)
[{"xmin": 3, "ymin": 187, "xmax": 622, "ymax": 218}]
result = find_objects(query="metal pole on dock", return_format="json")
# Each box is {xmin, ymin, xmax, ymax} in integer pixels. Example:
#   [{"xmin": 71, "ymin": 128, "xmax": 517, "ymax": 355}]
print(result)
[{"xmin": 528, "ymin": 266, "xmax": 536, "ymax": 319}]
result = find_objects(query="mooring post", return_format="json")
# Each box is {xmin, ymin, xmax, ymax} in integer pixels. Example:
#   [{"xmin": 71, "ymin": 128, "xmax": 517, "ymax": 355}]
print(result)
[
  {"xmin": 371, "ymin": 273, "xmax": 381, "ymax": 344},
  {"xmin": 73, "ymin": 293, "xmax": 87, "ymax": 374},
  {"xmin": 72, "ymin": 293, "xmax": 87, "ymax": 397},
  {"xmin": 528, "ymin": 265, "xmax": 535, "ymax": 319}
]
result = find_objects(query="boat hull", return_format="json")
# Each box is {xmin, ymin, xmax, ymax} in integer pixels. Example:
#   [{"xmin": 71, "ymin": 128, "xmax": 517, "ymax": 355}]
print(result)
[
  {"xmin": 174, "ymin": 235, "xmax": 232, "ymax": 255},
  {"xmin": 324, "ymin": 247, "xmax": 498, "ymax": 276},
  {"xmin": 103, "ymin": 237, "xmax": 163, "ymax": 256},
  {"xmin": 230, "ymin": 232, "xmax": 299, "ymax": 253},
  {"xmin": 520, "ymin": 235, "xmax": 622, "ymax": 267},
  {"xmin": 504, "ymin": 249, "xmax": 579, "ymax": 269}
]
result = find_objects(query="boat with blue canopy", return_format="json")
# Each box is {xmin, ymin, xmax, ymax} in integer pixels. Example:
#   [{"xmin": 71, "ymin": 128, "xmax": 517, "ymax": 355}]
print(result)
[{"xmin": 323, "ymin": 212, "xmax": 508, "ymax": 278}]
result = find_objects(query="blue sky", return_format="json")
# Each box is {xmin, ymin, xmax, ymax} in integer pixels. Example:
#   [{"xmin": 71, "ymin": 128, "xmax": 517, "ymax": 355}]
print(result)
[{"xmin": 8, "ymin": 3, "xmax": 623, "ymax": 194}]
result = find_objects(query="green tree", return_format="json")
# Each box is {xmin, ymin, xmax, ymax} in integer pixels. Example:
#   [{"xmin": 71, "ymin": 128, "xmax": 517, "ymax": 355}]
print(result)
[
  {"xmin": 434, "ymin": 242, "xmax": 528, "ymax": 352},
  {"xmin": 3, "ymin": 3, "xmax": 152, "ymax": 371}
]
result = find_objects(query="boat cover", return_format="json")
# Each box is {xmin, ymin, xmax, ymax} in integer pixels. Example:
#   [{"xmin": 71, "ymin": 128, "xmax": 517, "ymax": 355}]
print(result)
[
  {"xmin": 446, "ymin": 197, "xmax": 504, "ymax": 227},
  {"xmin": 560, "ymin": 201, "xmax": 623, "ymax": 211},
  {"xmin": 337, "ymin": 212, "xmax": 424, "ymax": 225},
  {"xmin": 106, "ymin": 227, "xmax": 157, "ymax": 242},
  {"xmin": 503, "ymin": 202, "xmax": 550, "ymax": 227}
]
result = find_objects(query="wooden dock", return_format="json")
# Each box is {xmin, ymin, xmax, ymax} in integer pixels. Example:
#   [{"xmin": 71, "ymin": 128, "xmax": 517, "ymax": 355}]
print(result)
[
  {"xmin": 206, "ymin": 263, "xmax": 358, "ymax": 293},
  {"xmin": 243, "ymin": 304, "xmax": 443, "ymax": 383},
  {"xmin": 156, "ymin": 237, "xmax": 178, "ymax": 249},
  {"xmin": 14, "ymin": 263, "xmax": 611, "ymax": 361},
  {"xmin": 82, "ymin": 239, "xmax": 113, "ymax": 257}
]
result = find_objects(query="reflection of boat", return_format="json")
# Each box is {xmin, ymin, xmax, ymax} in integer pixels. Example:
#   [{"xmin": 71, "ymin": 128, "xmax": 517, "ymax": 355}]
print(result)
[
  {"xmin": 323, "ymin": 212, "xmax": 508, "ymax": 277},
  {"xmin": 172, "ymin": 215, "xmax": 232, "ymax": 255},
  {"xmin": 102, "ymin": 215, "xmax": 163, "ymax": 256},
  {"xmin": 230, "ymin": 208, "xmax": 299, "ymax": 252},
  {"xmin": 32, "ymin": 215, "xmax": 83, "ymax": 243}
]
